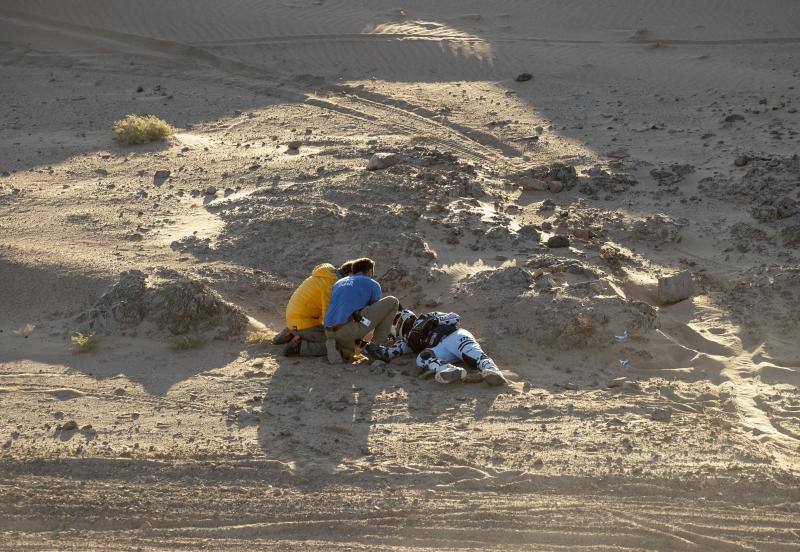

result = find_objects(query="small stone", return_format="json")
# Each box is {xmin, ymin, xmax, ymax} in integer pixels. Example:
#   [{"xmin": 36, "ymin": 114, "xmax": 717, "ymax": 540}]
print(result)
[
  {"xmin": 367, "ymin": 152, "xmax": 399, "ymax": 170},
  {"xmin": 651, "ymin": 408, "xmax": 672, "ymax": 422},
  {"xmin": 95, "ymin": 168, "xmax": 109, "ymax": 176},
  {"xmin": 287, "ymin": 140, "xmax": 302, "ymax": 150},
  {"xmin": 607, "ymin": 377, "xmax": 628, "ymax": 388},
  {"xmin": 535, "ymin": 273, "xmax": 557, "ymax": 291},
  {"xmin": 154, "ymin": 169, "xmax": 171, "ymax": 181},
  {"xmin": 205, "ymin": 185, "xmax": 217, "ymax": 196},
  {"xmin": 519, "ymin": 176, "xmax": 548, "ymax": 191},
  {"xmin": 546, "ymin": 235, "xmax": 570, "ymax": 248},
  {"xmin": 776, "ymin": 197, "xmax": 797, "ymax": 219},
  {"xmin": 733, "ymin": 155, "xmax": 750, "ymax": 167},
  {"xmin": 515, "ymin": 73, "xmax": 533, "ymax": 82},
  {"xmin": 724, "ymin": 113, "xmax": 745, "ymax": 123},
  {"xmin": 547, "ymin": 180, "xmax": 564, "ymax": 193},
  {"xmin": 657, "ymin": 270, "xmax": 694, "ymax": 304},
  {"xmin": 517, "ymin": 224, "xmax": 540, "ymax": 242},
  {"xmin": 61, "ymin": 420, "xmax": 78, "ymax": 431},
  {"xmin": 114, "ymin": 388, "xmax": 126, "ymax": 396}
]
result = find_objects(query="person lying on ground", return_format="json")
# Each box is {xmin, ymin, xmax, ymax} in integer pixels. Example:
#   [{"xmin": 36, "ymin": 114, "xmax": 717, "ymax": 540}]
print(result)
[
  {"xmin": 273, "ymin": 261, "xmax": 354, "ymax": 356},
  {"xmin": 323, "ymin": 257, "xmax": 399, "ymax": 363},
  {"xmin": 364, "ymin": 309, "xmax": 507, "ymax": 386}
]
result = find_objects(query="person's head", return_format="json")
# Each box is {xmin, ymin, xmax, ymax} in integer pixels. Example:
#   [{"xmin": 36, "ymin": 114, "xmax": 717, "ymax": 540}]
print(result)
[
  {"xmin": 392, "ymin": 309, "xmax": 417, "ymax": 339},
  {"xmin": 338, "ymin": 261, "xmax": 354, "ymax": 277},
  {"xmin": 350, "ymin": 257, "xmax": 375, "ymax": 277}
]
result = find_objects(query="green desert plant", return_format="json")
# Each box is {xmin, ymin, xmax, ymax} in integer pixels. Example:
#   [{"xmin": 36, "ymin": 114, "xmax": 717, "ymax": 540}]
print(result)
[
  {"xmin": 113, "ymin": 114, "xmax": 174, "ymax": 145},
  {"xmin": 71, "ymin": 332, "xmax": 99, "ymax": 353},
  {"xmin": 245, "ymin": 330, "xmax": 275, "ymax": 345},
  {"xmin": 171, "ymin": 334, "xmax": 204, "ymax": 351}
]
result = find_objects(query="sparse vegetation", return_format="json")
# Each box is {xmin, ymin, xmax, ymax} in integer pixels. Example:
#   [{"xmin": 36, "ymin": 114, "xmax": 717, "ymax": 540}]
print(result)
[
  {"xmin": 172, "ymin": 334, "xmax": 204, "ymax": 351},
  {"xmin": 71, "ymin": 332, "xmax": 100, "ymax": 353},
  {"xmin": 113, "ymin": 114, "xmax": 174, "ymax": 145},
  {"xmin": 246, "ymin": 330, "xmax": 275, "ymax": 345},
  {"xmin": 575, "ymin": 314, "xmax": 596, "ymax": 334}
]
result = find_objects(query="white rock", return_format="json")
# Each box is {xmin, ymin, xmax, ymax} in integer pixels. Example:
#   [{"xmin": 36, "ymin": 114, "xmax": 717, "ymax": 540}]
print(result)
[{"xmin": 367, "ymin": 152, "xmax": 399, "ymax": 170}]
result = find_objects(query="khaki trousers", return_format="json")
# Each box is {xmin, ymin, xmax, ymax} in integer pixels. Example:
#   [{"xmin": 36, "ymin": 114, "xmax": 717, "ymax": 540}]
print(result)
[
  {"xmin": 332, "ymin": 296, "xmax": 399, "ymax": 360},
  {"xmin": 294, "ymin": 324, "xmax": 327, "ymax": 356}
]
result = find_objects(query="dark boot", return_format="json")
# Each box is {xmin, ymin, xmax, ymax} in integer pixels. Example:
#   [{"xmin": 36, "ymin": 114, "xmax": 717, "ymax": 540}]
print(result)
[
  {"xmin": 283, "ymin": 335, "xmax": 302, "ymax": 356},
  {"xmin": 273, "ymin": 327, "xmax": 294, "ymax": 345}
]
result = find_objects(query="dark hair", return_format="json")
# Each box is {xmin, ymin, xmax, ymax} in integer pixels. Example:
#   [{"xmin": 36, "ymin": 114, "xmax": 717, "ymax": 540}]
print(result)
[
  {"xmin": 338, "ymin": 261, "xmax": 354, "ymax": 276},
  {"xmin": 350, "ymin": 257, "xmax": 375, "ymax": 275}
]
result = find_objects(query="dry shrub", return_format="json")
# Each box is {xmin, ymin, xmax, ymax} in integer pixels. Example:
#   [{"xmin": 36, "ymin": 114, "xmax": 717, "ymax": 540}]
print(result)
[
  {"xmin": 113, "ymin": 114, "xmax": 174, "ymax": 145},
  {"xmin": 72, "ymin": 332, "xmax": 99, "ymax": 353},
  {"xmin": 246, "ymin": 331, "xmax": 275, "ymax": 345},
  {"xmin": 575, "ymin": 314, "xmax": 595, "ymax": 334},
  {"xmin": 172, "ymin": 334, "xmax": 204, "ymax": 351}
]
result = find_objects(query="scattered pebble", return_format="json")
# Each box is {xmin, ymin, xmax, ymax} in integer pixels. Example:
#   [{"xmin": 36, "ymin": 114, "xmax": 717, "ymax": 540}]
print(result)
[{"xmin": 546, "ymin": 235, "xmax": 570, "ymax": 248}]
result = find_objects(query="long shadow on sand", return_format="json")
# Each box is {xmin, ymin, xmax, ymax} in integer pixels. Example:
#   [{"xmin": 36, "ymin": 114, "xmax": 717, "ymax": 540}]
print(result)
[{"xmin": 251, "ymin": 355, "xmax": 503, "ymax": 469}]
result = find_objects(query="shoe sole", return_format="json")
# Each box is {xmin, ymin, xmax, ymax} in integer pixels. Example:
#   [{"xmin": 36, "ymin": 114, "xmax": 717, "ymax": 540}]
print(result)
[{"xmin": 483, "ymin": 371, "xmax": 507, "ymax": 386}]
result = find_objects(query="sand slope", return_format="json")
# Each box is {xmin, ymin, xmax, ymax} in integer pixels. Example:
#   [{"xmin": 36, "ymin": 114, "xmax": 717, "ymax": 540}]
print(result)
[{"xmin": 1, "ymin": 0, "xmax": 799, "ymax": 550}]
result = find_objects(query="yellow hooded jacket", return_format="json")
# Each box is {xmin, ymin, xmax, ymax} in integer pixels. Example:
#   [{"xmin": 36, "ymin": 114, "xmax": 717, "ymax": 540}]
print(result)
[{"xmin": 285, "ymin": 263, "xmax": 340, "ymax": 330}]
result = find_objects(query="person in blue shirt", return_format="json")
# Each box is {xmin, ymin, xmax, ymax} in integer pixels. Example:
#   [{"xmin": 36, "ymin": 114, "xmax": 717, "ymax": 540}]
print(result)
[{"xmin": 323, "ymin": 258, "xmax": 398, "ymax": 362}]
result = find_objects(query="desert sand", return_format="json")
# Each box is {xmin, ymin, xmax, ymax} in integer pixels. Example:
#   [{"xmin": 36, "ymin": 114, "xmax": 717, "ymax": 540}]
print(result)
[{"xmin": 1, "ymin": 1, "xmax": 799, "ymax": 549}]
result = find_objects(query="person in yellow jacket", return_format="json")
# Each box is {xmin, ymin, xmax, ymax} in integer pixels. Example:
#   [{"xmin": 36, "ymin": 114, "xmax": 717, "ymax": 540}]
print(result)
[{"xmin": 273, "ymin": 261, "xmax": 353, "ymax": 356}]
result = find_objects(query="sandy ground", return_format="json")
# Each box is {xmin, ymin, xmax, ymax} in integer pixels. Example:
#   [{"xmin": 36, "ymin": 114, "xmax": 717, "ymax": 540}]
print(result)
[{"xmin": 1, "ymin": 1, "xmax": 800, "ymax": 549}]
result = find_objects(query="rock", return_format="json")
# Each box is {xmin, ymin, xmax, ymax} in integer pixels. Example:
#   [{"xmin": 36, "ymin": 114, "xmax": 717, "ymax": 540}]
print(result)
[
  {"xmin": 205, "ymin": 186, "xmax": 217, "ymax": 196},
  {"xmin": 76, "ymin": 270, "xmax": 249, "ymax": 338},
  {"xmin": 153, "ymin": 169, "xmax": 171, "ymax": 182},
  {"xmin": 548, "ymin": 180, "xmax": 564, "ymax": 193},
  {"xmin": 517, "ymin": 224, "xmax": 540, "ymax": 242},
  {"xmin": 607, "ymin": 377, "xmax": 628, "ymax": 388},
  {"xmin": 651, "ymin": 408, "xmax": 672, "ymax": 422},
  {"xmin": 538, "ymin": 198, "xmax": 556, "ymax": 213},
  {"xmin": 734, "ymin": 155, "xmax": 751, "ymax": 167},
  {"xmin": 519, "ymin": 176, "xmax": 548, "ymax": 191},
  {"xmin": 113, "ymin": 388, "xmax": 126, "ymax": 396},
  {"xmin": 515, "ymin": 73, "xmax": 533, "ymax": 82},
  {"xmin": 657, "ymin": 270, "xmax": 694, "ymax": 304},
  {"xmin": 724, "ymin": 114, "xmax": 745, "ymax": 123},
  {"xmin": 95, "ymin": 168, "xmax": 109, "ymax": 177},
  {"xmin": 776, "ymin": 197, "xmax": 798, "ymax": 219},
  {"xmin": 367, "ymin": 152, "xmax": 399, "ymax": 170},
  {"xmin": 61, "ymin": 420, "xmax": 79, "ymax": 431},
  {"xmin": 287, "ymin": 140, "xmax": 302, "ymax": 150},
  {"xmin": 535, "ymin": 273, "xmax": 557, "ymax": 291},
  {"xmin": 546, "ymin": 235, "xmax": 570, "ymax": 248}
]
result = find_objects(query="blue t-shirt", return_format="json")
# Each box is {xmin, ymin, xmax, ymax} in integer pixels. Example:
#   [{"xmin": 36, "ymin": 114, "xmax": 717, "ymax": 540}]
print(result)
[{"xmin": 324, "ymin": 274, "xmax": 382, "ymax": 327}]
